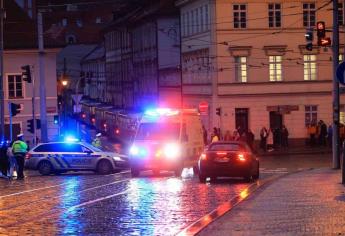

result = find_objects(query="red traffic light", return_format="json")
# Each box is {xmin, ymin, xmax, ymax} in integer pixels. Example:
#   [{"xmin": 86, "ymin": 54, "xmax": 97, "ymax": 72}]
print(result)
[
  {"xmin": 81, "ymin": 113, "xmax": 86, "ymax": 119},
  {"xmin": 91, "ymin": 118, "xmax": 96, "ymax": 123},
  {"xmin": 318, "ymin": 37, "xmax": 331, "ymax": 46},
  {"xmin": 316, "ymin": 21, "xmax": 326, "ymax": 38}
]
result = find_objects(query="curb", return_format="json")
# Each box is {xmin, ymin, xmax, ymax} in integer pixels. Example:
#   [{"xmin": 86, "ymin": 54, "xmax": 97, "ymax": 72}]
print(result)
[{"xmin": 177, "ymin": 169, "xmax": 311, "ymax": 236}]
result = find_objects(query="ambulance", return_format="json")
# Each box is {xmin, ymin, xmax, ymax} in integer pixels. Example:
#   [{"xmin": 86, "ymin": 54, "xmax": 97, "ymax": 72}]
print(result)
[{"xmin": 129, "ymin": 108, "xmax": 205, "ymax": 177}]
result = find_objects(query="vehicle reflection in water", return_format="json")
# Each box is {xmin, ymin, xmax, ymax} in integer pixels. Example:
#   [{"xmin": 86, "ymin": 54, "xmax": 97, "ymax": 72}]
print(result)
[
  {"xmin": 126, "ymin": 177, "xmax": 184, "ymax": 235},
  {"xmin": 59, "ymin": 177, "xmax": 84, "ymax": 234}
]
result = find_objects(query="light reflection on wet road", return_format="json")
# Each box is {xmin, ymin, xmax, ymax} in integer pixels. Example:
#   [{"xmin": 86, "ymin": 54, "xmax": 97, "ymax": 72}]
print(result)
[{"xmin": 0, "ymin": 169, "xmax": 276, "ymax": 235}]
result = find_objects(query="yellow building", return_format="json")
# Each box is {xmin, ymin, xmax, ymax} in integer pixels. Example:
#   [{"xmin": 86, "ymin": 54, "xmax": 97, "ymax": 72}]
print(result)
[{"xmin": 176, "ymin": 0, "xmax": 345, "ymax": 145}]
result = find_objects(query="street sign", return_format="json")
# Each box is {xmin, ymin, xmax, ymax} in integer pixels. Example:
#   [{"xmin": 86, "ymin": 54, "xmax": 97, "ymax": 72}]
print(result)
[
  {"xmin": 72, "ymin": 94, "xmax": 83, "ymax": 104},
  {"xmin": 198, "ymin": 101, "xmax": 208, "ymax": 115},
  {"xmin": 336, "ymin": 62, "xmax": 345, "ymax": 85}
]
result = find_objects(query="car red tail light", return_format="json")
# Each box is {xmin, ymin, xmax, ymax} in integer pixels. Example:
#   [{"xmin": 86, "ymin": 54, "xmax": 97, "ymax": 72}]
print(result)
[
  {"xmin": 25, "ymin": 153, "xmax": 32, "ymax": 160},
  {"xmin": 200, "ymin": 153, "xmax": 207, "ymax": 160},
  {"xmin": 237, "ymin": 153, "xmax": 246, "ymax": 162}
]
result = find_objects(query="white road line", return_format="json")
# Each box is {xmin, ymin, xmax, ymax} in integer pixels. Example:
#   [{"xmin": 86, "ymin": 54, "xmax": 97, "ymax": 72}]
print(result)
[
  {"xmin": 67, "ymin": 189, "xmax": 129, "ymax": 211},
  {"xmin": 0, "ymin": 171, "xmax": 130, "ymax": 199}
]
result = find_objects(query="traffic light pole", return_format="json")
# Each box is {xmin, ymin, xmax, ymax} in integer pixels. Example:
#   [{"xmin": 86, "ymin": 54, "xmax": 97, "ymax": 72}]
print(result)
[
  {"xmin": 8, "ymin": 102, "xmax": 12, "ymax": 141},
  {"xmin": 31, "ymin": 66, "xmax": 36, "ymax": 146},
  {"xmin": 332, "ymin": 0, "xmax": 340, "ymax": 170},
  {"xmin": 0, "ymin": 0, "xmax": 4, "ymax": 141}
]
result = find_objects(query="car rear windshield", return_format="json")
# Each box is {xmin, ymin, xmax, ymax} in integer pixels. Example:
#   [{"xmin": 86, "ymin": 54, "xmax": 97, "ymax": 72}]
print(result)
[
  {"xmin": 33, "ymin": 143, "xmax": 84, "ymax": 152},
  {"xmin": 135, "ymin": 123, "xmax": 180, "ymax": 140},
  {"xmin": 209, "ymin": 143, "xmax": 245, "ymax": 151}
]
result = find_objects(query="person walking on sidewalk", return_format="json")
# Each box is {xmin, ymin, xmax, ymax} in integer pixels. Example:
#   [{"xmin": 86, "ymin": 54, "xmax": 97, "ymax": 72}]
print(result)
[
  {"xmin": 11, "ymin": 134, "xmax": 28, "ymax": 180},
  {"xmin": 281, "ymin": 125, "xmax": 289, "ymax": 148},
  {"xmin": 327, "ymin": 125, "xmax": 333, "ymax": 148},
  {"xmin": 307, "ymin": 122, "xmax": 317, "ymax": 146},
  {"xmin": 260, "ymin": 127, "xmax": 268, "ymax": 152},
  {"xmin": 246, "ymin": 129, "xmax": 255, "ymax": 150},
  {"xmin": 0, "ymin": 141, "xmax": 9, "ymax": 179},
  {"xmin": 267, "ymin": 128, "xmax": 274, "ymax": 151},
  {"xmin": 202, "ymin": 125, "xmax": 208, "ymax": 145}
]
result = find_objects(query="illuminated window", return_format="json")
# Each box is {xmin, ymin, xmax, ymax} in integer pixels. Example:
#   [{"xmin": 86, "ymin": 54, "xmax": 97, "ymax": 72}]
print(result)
[
  {"xmin": 268, "ymin": 3, "xmax": 281, "ymax": 28},
  {"xmin": 303, "ymin": 54, "xmax": 316, "ymax": 80},
  {"xmin": 269, "ymin": 56, "xmax": 282, "ymax": 81},
  {"xmin": 305, "ymin": 105, "xmax": 317, "ymax": 126},
  {"xmin": 340, "ymin": 54, "xmax": 343, "ymax": 63},
  {"xmin": 235, "ymin": 56, "xmax": 247, "ymax": 82},
  {"xmin": 303, "ymin": 3, "xmax": 315, "ymax": 27},
  {"xmin": 233, "ymin": 4, "xmax": 246, "ymax": 28},
  {"xmin": 8, "ymin": 75, "xmax": 23, "ymax": 98}
]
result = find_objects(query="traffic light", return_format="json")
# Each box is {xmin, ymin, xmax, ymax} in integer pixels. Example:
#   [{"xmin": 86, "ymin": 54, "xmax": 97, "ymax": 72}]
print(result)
[
  {"xmin": 316, "ymin": 21, "xmax": 331, "ymax": 46},
  {"xmin": 10, "ymin": 102, "xmax": 21, "ymax": 117},
  {"xmin": 316, "ymin": 21, "xmax": 326, "ymax": 38},
  {"xmin": 81, "ymin": 112, "xmax": 86, "ymax": 119},
  {"xmin": 21, "ymin": 65, "xmax": 32, "ymax": 83},
  {"xmin": 27, "ymin": 119, "xmax": 34, "ymax": 133},
  {"xmin": 305, "ymin": 29, "xmax": 313, "ymax": 51},
  {"xmin": 216, "ymin": 107, "xmax": 221, "ymax": 116},
  {"xmin": 53, "ymin": 115, "xmax": 59, "ymax": 124}
]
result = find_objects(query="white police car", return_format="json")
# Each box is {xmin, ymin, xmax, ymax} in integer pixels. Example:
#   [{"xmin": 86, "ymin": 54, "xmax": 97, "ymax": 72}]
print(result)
[{"xmin": 25, "ymin": 141, "xmax": 128, "ymax": 175}]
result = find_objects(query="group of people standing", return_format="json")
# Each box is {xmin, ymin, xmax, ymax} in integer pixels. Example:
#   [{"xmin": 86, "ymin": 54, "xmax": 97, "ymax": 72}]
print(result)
[
  {"xmin": 0, "ymin": 134, "xmax": 28, "ymax": 180},
  {"xmin": 203, "ymin": 126, "xmax": 255, "ymax": 150},
  {"xmin": 260, "ymin": 125, "xmax": 289, "ymax": 152},
  {"xmin": 307, "ymin": 120, "xmax": 332, "ymax": 147}
]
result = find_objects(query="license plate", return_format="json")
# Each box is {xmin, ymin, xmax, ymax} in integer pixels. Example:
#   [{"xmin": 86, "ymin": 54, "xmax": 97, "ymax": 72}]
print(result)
[{"xmin": 215, "ymin": 157, "xmax": 229, "ymax": 162}]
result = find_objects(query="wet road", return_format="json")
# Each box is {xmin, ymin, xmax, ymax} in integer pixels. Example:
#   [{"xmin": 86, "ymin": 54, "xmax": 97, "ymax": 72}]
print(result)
[
  {"xmin": 0, "ymin": 150, "xmax": 333, "ymax": 236},
  {"xmin": 0, "ymin": 167, "xmax": 286, "ymax": 236}
]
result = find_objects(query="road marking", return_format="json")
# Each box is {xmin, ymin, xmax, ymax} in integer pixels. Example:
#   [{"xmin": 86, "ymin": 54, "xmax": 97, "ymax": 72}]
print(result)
[
  {"xmin": 177, "ymin": 169, "xmax": 312, "ymax": 236},
  {"xmin": 0, "ymin": 171, "xmax": 130, "ymax": 199}
]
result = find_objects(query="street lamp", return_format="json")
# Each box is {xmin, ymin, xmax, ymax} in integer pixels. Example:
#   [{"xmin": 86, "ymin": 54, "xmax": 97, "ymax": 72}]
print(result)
[{"xmin": 61, "ymin": 80, "xmax": 68, "ymax": 87}]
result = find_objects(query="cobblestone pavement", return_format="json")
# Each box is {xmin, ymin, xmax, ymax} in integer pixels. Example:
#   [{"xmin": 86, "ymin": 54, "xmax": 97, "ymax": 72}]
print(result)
[
  {"xmin": 0, "ymin": 153, "xmax": 332, "ymax": 235},
  {"xmin": 198, "ymin": 167, "xmax": 345, "ymax": 236}
]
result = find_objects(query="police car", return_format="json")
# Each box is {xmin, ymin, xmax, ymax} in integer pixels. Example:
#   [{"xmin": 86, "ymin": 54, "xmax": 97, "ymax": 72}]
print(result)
[{"xmin": 25, "ymin": 141, "xmax": 128, "ymax": 175}]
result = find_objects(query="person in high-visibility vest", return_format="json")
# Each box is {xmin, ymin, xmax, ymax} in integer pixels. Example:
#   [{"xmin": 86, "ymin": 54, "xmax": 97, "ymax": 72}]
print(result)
[
  {"xmin": 92, "ymin": 133, "xmax": 102, "ymax": 148},
  {"xmin": 11, "ymin": 134, "xmax": 28, "ymax": 180}
]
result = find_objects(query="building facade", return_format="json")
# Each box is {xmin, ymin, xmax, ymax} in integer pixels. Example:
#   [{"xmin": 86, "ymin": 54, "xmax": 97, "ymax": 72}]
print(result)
[
  {"xmin": 177, "ymin": 0, "xmax": 345, "ymax": 144},
  {"xmin": 103, "ymin": 0, "xmax": 181, "ymax": 111}
]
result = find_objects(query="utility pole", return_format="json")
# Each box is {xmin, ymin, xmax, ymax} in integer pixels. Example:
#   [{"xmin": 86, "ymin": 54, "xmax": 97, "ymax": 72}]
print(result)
[
  {"xmin": 333, "ymin": 0, "xmax": 340, "ymax": 169},
  {"xmin": 37, "ymin": 12, "xmax": 48, "ymax": 142},
  {"xmin": 0, "ymin": 0, "xmax": 4, "ymax": 141},
  {"xmin": 31, "ymin": 66, "xmax": 36, "ymax": 146}
]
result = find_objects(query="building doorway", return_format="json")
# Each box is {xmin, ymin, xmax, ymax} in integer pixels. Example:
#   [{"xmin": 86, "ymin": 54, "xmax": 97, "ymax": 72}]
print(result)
[
  {"xmin": 269, "ymin": 111, "xmax": 283, "ymax": 130},
  {"xmin": 235, "ymin": 108, "xmax": 248, "ymax": 135}
]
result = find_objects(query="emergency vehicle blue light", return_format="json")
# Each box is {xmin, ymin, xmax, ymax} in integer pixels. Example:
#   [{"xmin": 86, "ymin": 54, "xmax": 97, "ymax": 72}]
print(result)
[
  {"xmin": 144, "ymin": 108, "xmax": 179, "ymax": 117},
  {"xmin": 65, "ymin": 136, "xmax": 79, "ymax": 142}
]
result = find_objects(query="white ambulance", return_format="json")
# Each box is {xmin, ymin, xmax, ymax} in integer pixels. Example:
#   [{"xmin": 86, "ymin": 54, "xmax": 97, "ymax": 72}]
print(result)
[{"xmin": 129, "ymin": 108, "xmax": 205, "ymax": 177}]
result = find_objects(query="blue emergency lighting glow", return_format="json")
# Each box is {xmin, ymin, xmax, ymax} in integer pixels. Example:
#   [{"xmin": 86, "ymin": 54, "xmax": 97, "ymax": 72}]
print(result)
[
  {"xmin": 65, "ymin": 136, "xmax": 79, "ymax": 142},
  {"xmin": 144, "ymin": 108, "xmax": 179, "ymax": 117},
  {"xmin": 130, "ymin": 145, "xmax": 139, "ymax": 155}
]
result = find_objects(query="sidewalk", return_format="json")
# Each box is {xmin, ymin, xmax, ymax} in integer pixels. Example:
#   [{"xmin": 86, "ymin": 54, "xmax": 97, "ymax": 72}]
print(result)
[
  {"xmin": 257, "ymin": 145, "xmax": 332, "ymax": 157},
  {"xmin": 198, "ymin": 168, "xmax": 345, "ymax": 235}
]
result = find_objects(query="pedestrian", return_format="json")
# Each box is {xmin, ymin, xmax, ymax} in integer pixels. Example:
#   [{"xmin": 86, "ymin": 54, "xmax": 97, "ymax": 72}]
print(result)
[
  {"xmin": 308, "ymin": 122, "xmax": 317, "ymax": 146},
  {"xmin": 260, "ymin": 126, "xmax": 268, "ymax": 152},
  {"xmin": 319, "ymin": 120, "xmax": 327, "ymax": 146},
  {"xmin": 246, "ymin": 129, "xmax": 255, "ymax": 150},
  {"xmin": 211, "ymin": 127, "xmax": 219, "ymax": 143},
  {"xmin": 232, "ymin": 130, "xmax": 240, "ymax": 141},
  {"xmin": 0, "ymin": 140, "xmax": 9, "ymax": 178},
  {"xmin": 281, "ymin": 125, "xmax": 289, "ymax": 148},
  {"xmin": 11, "ymin": 134, "xmax": 28, "ymax": 180},
  {"xmin": 7, "ymin": 141, "xmax": 17, "ymax": 179},
  {"xmin": 202, "ymin": 125, "xmax": 208, "ymax": 145},
  {"xmin": 267, "ymin": 128, "xmax": 274, "ymax": 151},
  {"xmin": 223, "ymin": 130, "xmax": 232, "ymax": 141},
  {"xmin": 327, "ymin": 125, "xmax": 333, "ymax": 148},
  {"xmin": 92, "ymin": 133, "xmax": 102, "ymax": 148}
]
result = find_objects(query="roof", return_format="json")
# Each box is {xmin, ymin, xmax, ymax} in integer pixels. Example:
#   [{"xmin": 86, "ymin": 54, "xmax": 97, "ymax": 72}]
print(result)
[{"xmin": 4, "ymin": 0, "xmax": 63, "ymax": 49}]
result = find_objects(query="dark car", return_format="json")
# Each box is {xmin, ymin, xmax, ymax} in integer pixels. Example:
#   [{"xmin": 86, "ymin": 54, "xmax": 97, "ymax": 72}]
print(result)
[{"xmin": 198, "ymin": 141, "xmax": 259, "ymax": 183}]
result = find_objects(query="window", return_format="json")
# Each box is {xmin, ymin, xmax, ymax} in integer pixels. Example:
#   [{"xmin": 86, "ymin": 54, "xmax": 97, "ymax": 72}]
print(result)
[
  {"xmin": 269, "ymin": 55, "xmax": 282, "ymax": 81},
  {"xmin": 205, "ymin": 5, "xmax": 209, "ymax": 30},
  {"xmin": 340, "ymin": 54, "xmax": 344, "ymax": 63},
  {"xmin": 339, "ymin": 3, "xmax": 344, "ymax": 26},
  {"xmin": 96, "ymin": 17, "xmax": 102, "ymax": 24},
  {"xmin": 303, "ymin": 3, "xmax": 315, "ymax": 27},
  {"xmin": 62, "ymin": 18, "xmax": 67, "ymax": 26},
  {"xmin": 305, "ymin": 105, "xmax": 317, "ymax": 126},
  {"xmin": 268, "ymin": 3, "xmax": 281, "ymax": 27},
  {"xmin": 233, "ymin": 4, "xmax": 247, "ymax": 28},
  {"xmin": 186, "ymin": 12, "xmax": 190, "ymax": 36},
  {"xmin": 76, "ymin": 19, "xmax": 83, "ymax": 27},
  {"xmin": 199, "ymin": 7, "xmax": 203, "ymax": 32},
  {"xmin": 8, "ymin": 75, "xmax": 23, "ymax": 98},
  {"xmin": 196, "ymin": 8, "xmax": 199, "ymax": 33},
  {"xmin": 303, "ymin": 55, "xmax": 316, "ymax": 80},
  {"xmin": 235, "ymin": 56, "xmax": 247, "ymax": 82}
]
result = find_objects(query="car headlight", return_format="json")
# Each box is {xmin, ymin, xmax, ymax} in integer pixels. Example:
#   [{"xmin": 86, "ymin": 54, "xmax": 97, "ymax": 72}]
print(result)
[
  {"xmin": 164, "ymin": 143, "xmax": 181, "ymax": 159},
  {"xmin": 130, "ymin": 145, "xmax": 139, "ymax": 155},
  {"xmin": 113, "ymin": 156, "xmax": 124, "ymax": 162}
]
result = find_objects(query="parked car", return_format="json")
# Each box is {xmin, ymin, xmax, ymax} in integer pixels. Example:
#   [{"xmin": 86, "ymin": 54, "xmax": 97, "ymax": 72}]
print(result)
[{"xmin": 198, "ymin": 141, "xmax": 259, "ymax": 183}]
